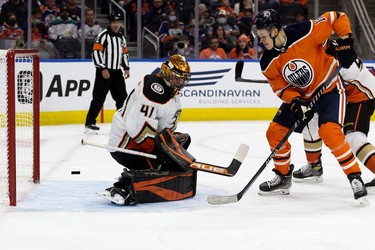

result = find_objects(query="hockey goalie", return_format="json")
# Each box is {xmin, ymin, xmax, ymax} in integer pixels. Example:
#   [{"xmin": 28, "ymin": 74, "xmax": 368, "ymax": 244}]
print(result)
[{"xmin": 98, "ymin": 54, "xmax": 197, "ymax": 206}]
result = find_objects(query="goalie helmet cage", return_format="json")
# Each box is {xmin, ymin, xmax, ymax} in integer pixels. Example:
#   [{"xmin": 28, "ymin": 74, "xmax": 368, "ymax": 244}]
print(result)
[{"xmin": 0, "ymin": 49, "xmax": 40, "ymax": 206}]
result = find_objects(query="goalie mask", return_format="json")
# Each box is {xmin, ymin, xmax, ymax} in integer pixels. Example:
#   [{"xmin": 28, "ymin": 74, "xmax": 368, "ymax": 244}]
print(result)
[{"xmin": 160, "ymin": 54, "xmax": 191, "ymax": 97}]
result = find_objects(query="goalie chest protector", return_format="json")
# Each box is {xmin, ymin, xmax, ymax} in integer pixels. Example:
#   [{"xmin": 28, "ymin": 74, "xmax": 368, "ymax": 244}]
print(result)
[{"xmin": 133, "ymin": 169, "xmax": 197, "ymax": 203}]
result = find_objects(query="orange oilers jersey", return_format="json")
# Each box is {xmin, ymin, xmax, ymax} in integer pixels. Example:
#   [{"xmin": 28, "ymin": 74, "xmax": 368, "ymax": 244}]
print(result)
[{"xmin": 260, "ymin": 11, "xmax": 352, "ymax": 104}]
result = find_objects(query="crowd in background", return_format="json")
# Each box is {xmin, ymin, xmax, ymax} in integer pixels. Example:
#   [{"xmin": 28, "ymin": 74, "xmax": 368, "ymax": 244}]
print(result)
[
  {"xmin": 0, "ymin": 0, "xmax": 308, "ymax": 59},
  {"xmin": 0, "ymin": 0, "xmax": 102, "ymax": 58}
]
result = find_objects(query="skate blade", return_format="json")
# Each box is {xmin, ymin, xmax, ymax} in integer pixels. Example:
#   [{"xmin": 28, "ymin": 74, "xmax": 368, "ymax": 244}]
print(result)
[
  {"xmin": 293, "ymin": 176, "xmax": 323, "ymax": 183},
  {"xmin": 96, "ymin": 192, "xmax": 125, "ymax": 205},
  {"xmin": 356, "ymin": 196, "xmax": 369, "ymax": 206},
  {"xmin": 258, "ymin": 188, "xmax": 290, "ymax": 196},
  {"xmin": 84, "ymin": 129, "xmax": 98, "ymax": 135}
]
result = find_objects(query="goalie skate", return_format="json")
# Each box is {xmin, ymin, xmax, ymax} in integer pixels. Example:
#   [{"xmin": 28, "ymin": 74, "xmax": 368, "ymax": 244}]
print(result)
[
  {"xmin": 293, "ymin": 161, "xmax": 323, "ymax": 183},
  {"xmin": 96, "ymin": 190, "xmax": 127, "ymax": 205}
]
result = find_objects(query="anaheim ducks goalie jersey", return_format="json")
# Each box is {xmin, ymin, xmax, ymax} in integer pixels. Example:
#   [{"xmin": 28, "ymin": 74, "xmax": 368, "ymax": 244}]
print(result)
[
  {"xmin": 108, "ymin": 74, "xmax": 182, "ymax": 153},
  {"xmin": 260, "ymin": 11, "xmax": 352, "ymax": 104}
]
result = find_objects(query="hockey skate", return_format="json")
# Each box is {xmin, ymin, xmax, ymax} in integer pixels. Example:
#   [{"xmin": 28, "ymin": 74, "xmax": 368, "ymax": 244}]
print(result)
[
  {"xmin": 97, "ymin": 187, "xmax": 137, "ymax": 206},
  {"xmin": 365, "ymin": 178, "xmax": 375, "ymax": 194},
  {"xmin": 259, "ymin": 165, "xmax": 294, "ymax": 195},
  {"xmin": 348, "ymin": 173, "xmax": 368, "ymax": 206},
  {"xmin": 293, "ymin": 161, "xmax": 323, "ymax": 183},
  {"xmin": 84, "ymin": 124, "xmax": 100, "ymax": 134}
]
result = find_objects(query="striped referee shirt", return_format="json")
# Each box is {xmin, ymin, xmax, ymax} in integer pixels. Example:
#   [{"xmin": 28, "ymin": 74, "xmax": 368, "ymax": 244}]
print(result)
[{"xmin": 92, "ymin": 28, "xmax": 130, "ymax": 70}]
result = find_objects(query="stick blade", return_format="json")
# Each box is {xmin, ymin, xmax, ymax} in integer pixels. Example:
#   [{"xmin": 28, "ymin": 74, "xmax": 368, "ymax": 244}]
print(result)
[
  {"xmin": 235, "ymin": 60, "xmax": 244, "ymax": 80},
  {"xmin": 207, "ymin": 194, "xmax": 239, "ymax": 205},
  {"xmin": 226, "ymin": 143, "xmax": 249, "ymax": 175},
  {"xmin": 234, "ymin": 143, "xmax": 249, "ymax": 162}
]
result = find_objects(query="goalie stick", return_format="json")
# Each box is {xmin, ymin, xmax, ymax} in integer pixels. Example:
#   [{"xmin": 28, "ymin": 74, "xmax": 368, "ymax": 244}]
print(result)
[
  {"xmin": 81, "ymin": 138, "xmax": 249, "ymax": 177},
  {"xmin": 235, "ymin": 60, "xmax": 268, "ymax": 83},
  {"xmin": 208, "ymin": 65, "xmax": 343, "ymax": 205}
]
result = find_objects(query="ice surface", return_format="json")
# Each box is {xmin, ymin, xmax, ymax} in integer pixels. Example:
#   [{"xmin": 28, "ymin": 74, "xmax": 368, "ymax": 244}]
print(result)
[{"xmin": 0, "ymin": 121, "xmax": 374, "ymax": 250}]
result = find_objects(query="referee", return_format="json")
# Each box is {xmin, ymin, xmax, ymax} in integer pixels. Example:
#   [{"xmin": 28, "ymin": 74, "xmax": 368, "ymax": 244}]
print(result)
[{"xmin": 85, "ymin": 12, "xmax": 130, "ymax": 133}]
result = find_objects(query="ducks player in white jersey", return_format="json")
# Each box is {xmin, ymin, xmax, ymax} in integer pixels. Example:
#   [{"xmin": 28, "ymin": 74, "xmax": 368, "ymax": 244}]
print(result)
[
  {"xmin": 293, "ymin": 39, "xmax": 375, "ymax": 193},
  {"xmin": 101, "ymin": 54, "xmax": 193, "ymax": 205}
]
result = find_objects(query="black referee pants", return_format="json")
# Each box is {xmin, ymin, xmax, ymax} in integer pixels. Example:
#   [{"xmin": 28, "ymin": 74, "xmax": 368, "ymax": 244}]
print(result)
[{"xmin": 85, "ymin": 69, "xmax": 127, "ymax": 125}]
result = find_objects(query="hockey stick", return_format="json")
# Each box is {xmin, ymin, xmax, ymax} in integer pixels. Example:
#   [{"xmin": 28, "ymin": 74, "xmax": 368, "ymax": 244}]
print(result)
[
  {"xmin": 208, "ymin": 65, "xmax": 342, "ymax": 205},
  {"xmin": 81, "ymin": 138, "xmax": 157, "ymax": 159},
  {"xmin": 81, "ymin": 138, "xmax": 249, "ymax": 177},
  {"xmin": 235, "ymin": 60, "xmax": 268, "ymax": 83}
]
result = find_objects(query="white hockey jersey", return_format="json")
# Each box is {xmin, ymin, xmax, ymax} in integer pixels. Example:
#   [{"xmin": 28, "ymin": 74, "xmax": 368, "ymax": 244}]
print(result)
[
  {"xmin": 340, "ymin": 58, "xmax": 375, "ymax": 103},
  {"xmin": 108, "ymin": 74, "xmax": 182, "ymax": 153}
]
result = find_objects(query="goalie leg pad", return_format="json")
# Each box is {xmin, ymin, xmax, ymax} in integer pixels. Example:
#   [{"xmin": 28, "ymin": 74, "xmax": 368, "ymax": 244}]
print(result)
[
  {"xmin": 155, "ymin": 129, "xmax": 196, "ymax": 171},
  {"xmin": 133, "ymin": 169, "xmax": 197, "ymax": 203}
]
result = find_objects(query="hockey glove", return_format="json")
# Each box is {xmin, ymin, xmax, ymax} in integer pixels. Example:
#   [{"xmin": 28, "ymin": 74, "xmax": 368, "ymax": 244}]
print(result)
[
  {"xmin": 334, "ymin": 38, "xmax": 357, "ymax": 69},
  {"xmin": 290, "ymin": 98, "xmax": 314, "ymax": 124}
]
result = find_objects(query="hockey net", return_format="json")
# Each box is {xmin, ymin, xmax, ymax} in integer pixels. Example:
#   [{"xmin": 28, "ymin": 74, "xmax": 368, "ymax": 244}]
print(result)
[{"xmin": 0, "ymin": 49, "xmax": 40, "ymax": 206}]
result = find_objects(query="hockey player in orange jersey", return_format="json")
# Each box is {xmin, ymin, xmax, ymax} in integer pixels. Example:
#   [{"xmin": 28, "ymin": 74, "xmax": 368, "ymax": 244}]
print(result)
[
  {"xmin": 252, "ymin": 9, "xmax": 368, "ymax": 204},
  {"xmin": 293, "ymin": 40, "xmax": 375, "ymax": 193}
]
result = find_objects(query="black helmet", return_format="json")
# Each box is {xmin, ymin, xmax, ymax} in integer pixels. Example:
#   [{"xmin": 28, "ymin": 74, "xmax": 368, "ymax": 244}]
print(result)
[
  {"xmin": 109, "ymin": 12, "xmax": 122, "ymax": 21},
  {"xmin": 253, "ymin": 9, "xmax": 282, "ymax": 31}
]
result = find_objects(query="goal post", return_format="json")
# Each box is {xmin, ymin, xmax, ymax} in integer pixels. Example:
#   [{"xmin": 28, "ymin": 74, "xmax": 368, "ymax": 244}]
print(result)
[{"xmin": 0, "ymin": 49, "xmax": 40, "ymax": 206}]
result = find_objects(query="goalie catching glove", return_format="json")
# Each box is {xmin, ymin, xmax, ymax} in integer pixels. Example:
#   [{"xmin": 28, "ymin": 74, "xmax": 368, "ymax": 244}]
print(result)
[
  {"xmin": 334, "ymin": 38, "xmax": 357, "ymax": 69},
  {"xmin": 290, "ymin": 97, "xmax": 314, "ymax": 125},
  {"xmin": 155, "ymin": 129, "xmax": 196, "ymax": 171}
]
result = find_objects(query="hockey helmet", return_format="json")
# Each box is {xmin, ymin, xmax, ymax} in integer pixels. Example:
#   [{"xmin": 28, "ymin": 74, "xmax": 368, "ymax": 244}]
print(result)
[
  {"xmin": 160, "ymin": 54, "xmax": 191, "ymax": 96},
  {"xmin": 109, "ymin": 12, "xmax": 122, "ymax": 22},
  {"xmin": 252, "ymin": 9, "xmax": 282, "ymax": 37}
]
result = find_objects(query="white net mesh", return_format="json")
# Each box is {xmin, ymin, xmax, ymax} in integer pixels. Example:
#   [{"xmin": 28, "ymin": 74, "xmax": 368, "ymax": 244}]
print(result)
[
  {"xmin": 0, "ymin": 50, "xmax": 37, "ymax": 204},
  {"xmin": 0, "ymin": 50, "xmax": 9, "ymax": 203}
]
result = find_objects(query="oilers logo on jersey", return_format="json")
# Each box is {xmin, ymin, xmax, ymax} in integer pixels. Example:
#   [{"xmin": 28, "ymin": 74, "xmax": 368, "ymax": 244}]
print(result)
[{"xmin": 283, "ymin": 59, "xmax": 313, "ymax": 88}]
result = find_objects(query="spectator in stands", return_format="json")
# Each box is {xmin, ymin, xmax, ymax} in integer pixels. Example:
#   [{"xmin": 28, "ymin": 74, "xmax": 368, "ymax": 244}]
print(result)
[
  {"xmin": 40, "ymin": 0, "xmax": 60, "ymax": 25},
  {"xmin": 228, "ymin": 34, "xmax": 255, "ymax": 59},
  {"xmin": 280, "ymin": 0, "xmax": 308, "ymax": 15},
  {"xmin": 64, "ymin": 0, "xmax": 81, "ymax": 21},
  {"xmin": 184, "ymin": 18, "xmax": 208, "ymax": 52},
  {"xmin": 258, "ymin": 0, "xmax": 280, "ymax": 12},
  {"xmin": 55, "ymin": 0, "xmax": 64, "ymax": 9},
  {"xmin": 0, "ymin": 12, "xmax": 24, "ymax": 48},
  {"xmin": 199, "ymin": 35, "xmax": 227, "ymax": 59},
  {"xmin": 0, "ymin": 0, "xmax": 28, "ymax": 27},
  {"xmin": 233, "ymin": 0, "xmax": 253, "ymax": 17},
  {"xmin": 208, "ymin": 10, "xmax": 240, "ymax": 45},
  {"xmin": 78, "ymin": 8, "xmax": 103, "ymax": 40},
  {"xmin": 170, "ymin": 35, "xmax": 193, "ymax": 58},
  {"xmin": 174, "ymin": 0, "xmax": 194, "ymax": 25},
  {"xmin": 77, "ymin": 8, "xmax": 103, "ymax": 58},
  {"xmin": 236, "ymin": 7, "xmax": 253, "ymax": 36},
  {"xmin": 25, "ymin": 9, "xmax": 59, "ymax": 58},
  {"xmin": 198, "ymin": 4, "xmax": 215, "ymax": 31},
  {"xmin": 143, "ymin": 0, "xmax": 168, "ymax": 34},
  {"xmin": 48, "ymin": 8, "xmax": 80, "ymax": 58},
  {"xmin": 294, "ymin": 8, "xmax": 307, "ymax": 24},
  {"xmin": 212, "ymin": 24, "xmax": 235, "ymax": 54},
  {"xmin": 218, "ymin": 0, "xmax": 235, "ymax": 18},
  {"xmin": 158, "ymin": 9, "xmax": 185, "ymax": 57}
]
